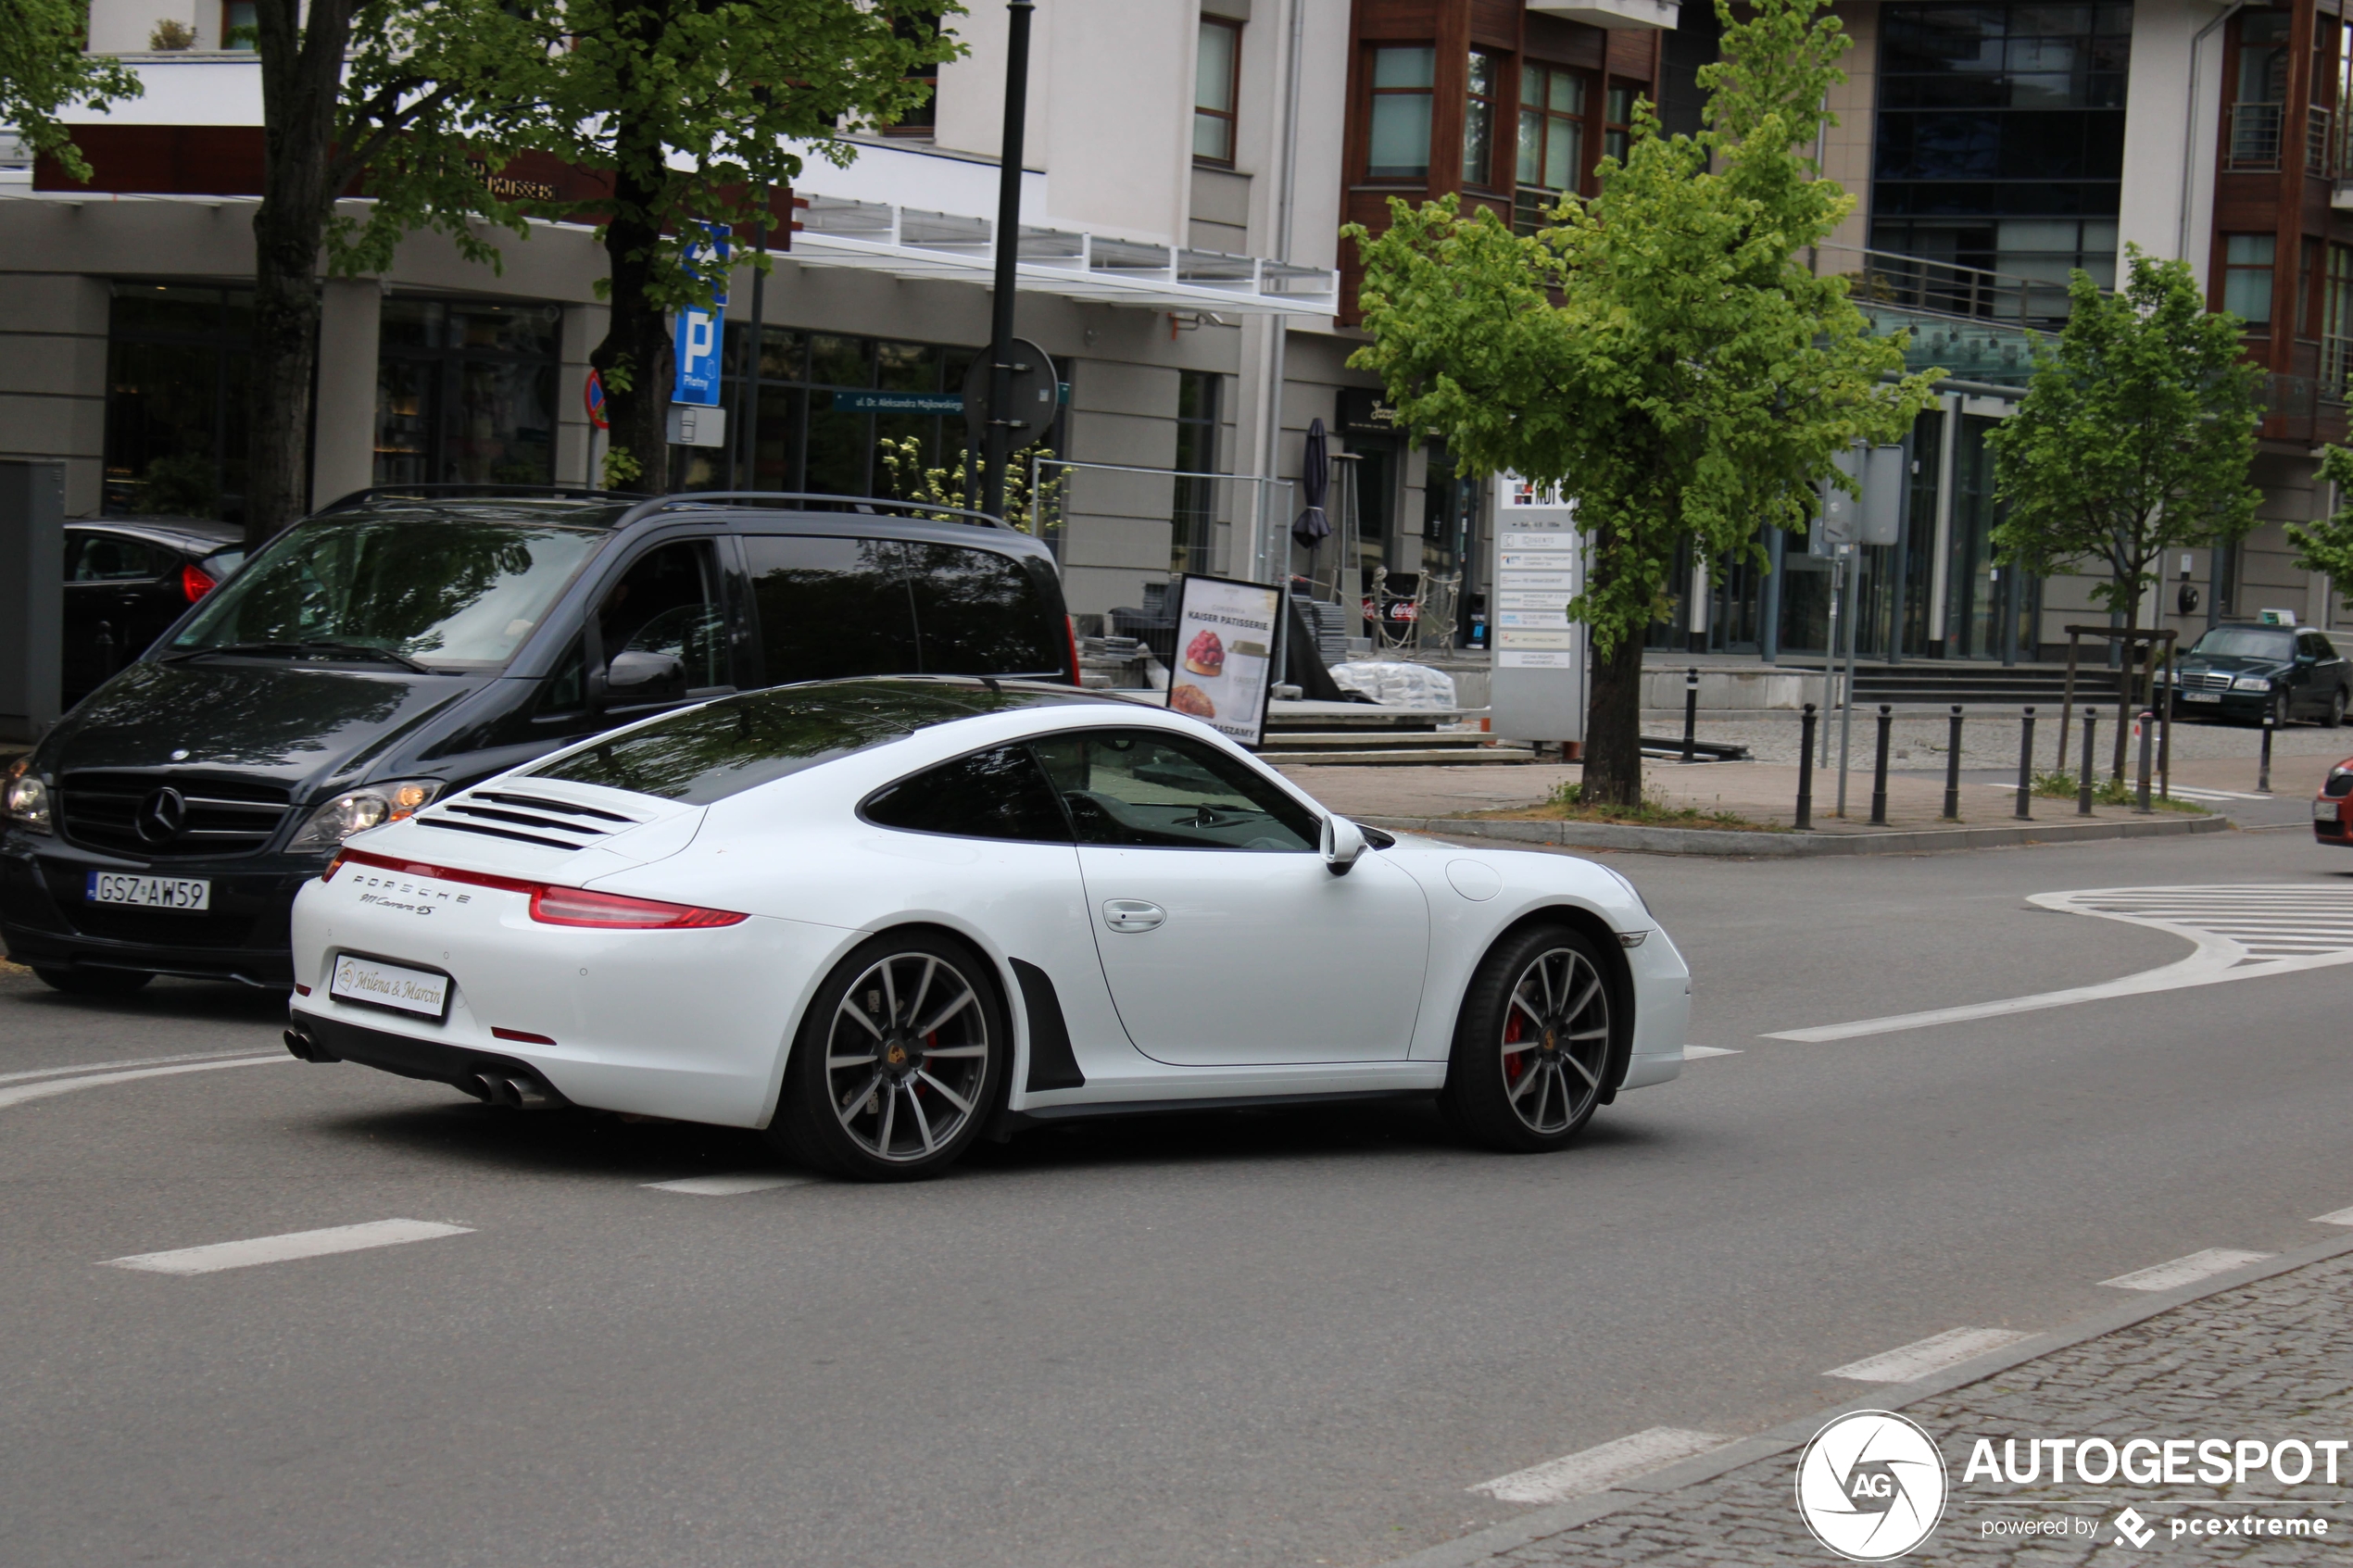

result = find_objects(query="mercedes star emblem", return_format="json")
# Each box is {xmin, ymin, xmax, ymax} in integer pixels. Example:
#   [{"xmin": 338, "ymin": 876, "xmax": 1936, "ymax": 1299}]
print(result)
[{"xmin": 134, "ymin": 786, "xmax": 188, "ymax": 845}]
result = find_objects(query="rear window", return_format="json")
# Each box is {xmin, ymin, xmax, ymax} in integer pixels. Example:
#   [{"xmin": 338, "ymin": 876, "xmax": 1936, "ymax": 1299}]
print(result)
[
  {"xmin": 745, "ymin": 534, "xmax": 1063, "ymax": 684},
  {"xmin": 527, "ymin": 678, "xmax": 1106, "ymax": 804},
  {"xmin": 902, "ymin": 543, "xmax": 1065, "ymax": 674}
]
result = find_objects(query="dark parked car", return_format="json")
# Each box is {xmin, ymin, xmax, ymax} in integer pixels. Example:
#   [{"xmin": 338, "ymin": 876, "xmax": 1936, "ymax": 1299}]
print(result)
[
  {"xmin": 3, "ymin": 487, "xmax": 1077, "ymax": 993},
  {"xmin": 62, "ymin": 519, "xmax": 247, "ymax": 706},
  {"xmin": 2169, "ymin": 624, "xmax": 2349, "ymax": 728}
]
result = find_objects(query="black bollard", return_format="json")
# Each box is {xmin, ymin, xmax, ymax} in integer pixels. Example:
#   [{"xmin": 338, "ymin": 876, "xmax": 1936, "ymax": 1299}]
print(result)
[
  {"xmin": 1869, "ymin": 704, "xmax": 1893, "ymax": 826},
  {"xmin": 1942, "ymin": 705, "xmax": 1963, "ymax": 821},
  {"xmin": 2136, "ymin": 710, "xmax": 2156, "ymax": 813},
  {"xmin": 2015, "ymin": 706, "xmax": 2035, "ymax": 821},
  {"xmin": 1796, "ymin": 703, "xmax": 1818, "ymax": 831},
  {"xmin": 2258, "ymin": 710, "xmax": 2274, "ymax": 795},
  {"xmin": 2078, "ymin": 711, "xmax": 2097, "ymax": 816},
  {"xmin": 1682, "ymin": 668, "xmax": 1699, "ymax": 764}
]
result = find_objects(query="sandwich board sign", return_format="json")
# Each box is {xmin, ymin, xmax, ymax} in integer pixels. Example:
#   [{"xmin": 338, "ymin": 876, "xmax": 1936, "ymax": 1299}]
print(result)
[{"xmin": 1166, "ymin": 573, "xmax": 1283, "ymax": 748}]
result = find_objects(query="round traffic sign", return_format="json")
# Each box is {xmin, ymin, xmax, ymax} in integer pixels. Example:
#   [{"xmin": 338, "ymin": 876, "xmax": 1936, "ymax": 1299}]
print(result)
[{"xmin": 962, "ymin": 341, "xmax": 1059, "ymax": 449}]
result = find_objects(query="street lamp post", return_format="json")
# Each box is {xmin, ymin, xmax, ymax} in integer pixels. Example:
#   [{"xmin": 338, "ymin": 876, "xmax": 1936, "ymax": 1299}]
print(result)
[{"xmin": 984, "ymin": 0, "xmax": 1036, "ymax": 523}]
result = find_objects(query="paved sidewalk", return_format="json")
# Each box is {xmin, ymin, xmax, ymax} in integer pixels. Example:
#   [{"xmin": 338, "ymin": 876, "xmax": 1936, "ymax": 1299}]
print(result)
[{"xmin": 1390, "ymin": 1245, "xmax": 2353, "ymax": 1567}]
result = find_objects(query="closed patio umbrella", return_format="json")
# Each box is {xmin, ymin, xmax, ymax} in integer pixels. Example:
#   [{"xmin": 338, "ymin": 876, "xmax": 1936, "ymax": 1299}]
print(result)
[{"xmin": 1290, "ymin": 418, "xmax": 1332, "ymax": 595}]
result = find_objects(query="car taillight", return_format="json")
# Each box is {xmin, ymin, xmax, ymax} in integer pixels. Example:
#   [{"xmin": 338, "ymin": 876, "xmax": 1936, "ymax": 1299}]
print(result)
[
  {"xmin": 528, "ymin": 885, "xmax": 747, "ymax": 929},
  {"xmin": 180, "ymin": 561, "xmax": 217, "ymax": 602}
]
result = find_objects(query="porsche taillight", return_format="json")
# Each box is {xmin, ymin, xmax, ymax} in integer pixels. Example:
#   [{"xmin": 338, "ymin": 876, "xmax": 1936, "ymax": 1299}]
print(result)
[
  {"xmin": 181, "ymin": 561, "xmax": 217, "ymax": 602},
  {"xmin": 527, "ymin": 885, "xmax": 747, "ymax": 929}
]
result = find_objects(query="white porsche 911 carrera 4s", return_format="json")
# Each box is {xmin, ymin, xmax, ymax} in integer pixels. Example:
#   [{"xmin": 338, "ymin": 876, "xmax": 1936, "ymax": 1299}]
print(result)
[{"xmin": 285, "ymin": 678, "xmax": 1688, "ymax": 1180}]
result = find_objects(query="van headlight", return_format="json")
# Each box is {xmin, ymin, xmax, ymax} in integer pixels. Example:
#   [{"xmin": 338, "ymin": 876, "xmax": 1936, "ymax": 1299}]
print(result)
[
  {"xmin": 2233, "ymin": 675, "xmax": 2273, "ymax": 692},
  {"xmin": 4, "ymin": 759, "xmax": 51, "ymax": 834},
  {"xmin": 289, "ymin": 779, "xmax": 440, "ymax": 851}
]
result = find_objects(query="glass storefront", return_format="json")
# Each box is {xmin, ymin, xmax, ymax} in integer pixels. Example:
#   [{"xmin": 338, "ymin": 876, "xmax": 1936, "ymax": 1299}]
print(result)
[
  {"xmin": 374, "ymin": 298, "xmax": 561, "ymax": 486},
  {"xmin": 102, "ymin": 282, "xmax": 253, "ymax": 521}
]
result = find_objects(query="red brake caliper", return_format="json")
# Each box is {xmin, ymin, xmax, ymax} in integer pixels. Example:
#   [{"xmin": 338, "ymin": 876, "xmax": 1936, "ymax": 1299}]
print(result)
[{"xmin": 1503, "ymin": 1009, "xmax": 1525, "ymax": 1083}]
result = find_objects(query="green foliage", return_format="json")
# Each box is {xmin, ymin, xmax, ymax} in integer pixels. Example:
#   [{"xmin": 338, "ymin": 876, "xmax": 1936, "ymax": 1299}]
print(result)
[
  {"xmin": 1344, "ymin": 0, "xmax": 1936, "ymax": 659},
  {"xmin": 0, "ymin": 0, "xmax": 144, "ymax": 182},
  {"xmin": 877, "ymin": 435, "xmax": 1064, "ymax": 534},
  {"xmin": 2288, "ymin": 445, "xmax": 2353, "ymax": 584},
  {"xmin": 1987, "ymin": 246, "xmax": 2261, "ymax": 621},
  {"xmin": 1517, "ymin": 779, "xmax": 1765, "ymax": 831},
  {"xmin": 2032, "ymin": 768, "xmax": 2205, "ymax": 811},
  {"xmin": 601, "ymin": 445, "xmax": 645, "ymax": 490}
]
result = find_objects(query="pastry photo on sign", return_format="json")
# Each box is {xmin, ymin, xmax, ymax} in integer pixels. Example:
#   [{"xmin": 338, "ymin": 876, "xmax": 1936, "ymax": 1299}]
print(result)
[{"xmin": 1164, "ymin": 575, "xmax": 1283, "ymax": 747}]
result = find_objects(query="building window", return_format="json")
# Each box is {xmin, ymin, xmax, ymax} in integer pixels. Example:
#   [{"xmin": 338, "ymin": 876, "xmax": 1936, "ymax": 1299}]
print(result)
[
  {"xmin": 2325, "ymin": 243, "xmax": 2353, "ymax": 395},
  {"xmin": 1464, "ymin": 50, "xmax": 1502, "ymax": 187},
  {"xmin": 1172, "ymin": 370, "xmax": 1220, "ymax": 576},
  {"xmin": 1604, "ymin": 83, "xmax": 1635, "ymax": 163},
  {"xmin": 102, "ymin": 282, "xmax": 252, "ymax": 521},
  {"xmin": 2228, "ymin": 8, "xmax": 2291, "ymax": 170},
  {"xmin": 886, "ymin": 15, "xmax": 942, "ymax": 136},
  {"xmin": 1195, "ymin": 19, "xmax": 1240, "ymax": 166},
  {"xmin": 220, "ymin": 1, "xmax": 257, "ymax": 48},
  {"xmin": 2303, "ymin": 236, "xmax": 2324, "ymax": 337},
  {"xmin": 1516, "ymin": 63, "xmax": 1588, "ymax": 232},
  {"xmin": 375, "ymin": 298, "xmax": 561, "ymax": 487},
  {"xmin": 1366, "ymin": 45, "xmax": 1436, "ymax": 182},
  {"xmin": 2222, "ymin": 233, "xmax": 2277, "ymax": 325}
]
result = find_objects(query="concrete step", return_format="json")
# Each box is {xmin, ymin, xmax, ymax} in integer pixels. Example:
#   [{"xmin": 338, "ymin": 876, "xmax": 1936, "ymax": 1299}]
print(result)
[
  {"xmin": 1265, "ymin": 729, "xmax": 1495, "ymax": 749},
  {"xmin": 1259, "ymin": 746, "xmax": 1532, "ymax": 767}
]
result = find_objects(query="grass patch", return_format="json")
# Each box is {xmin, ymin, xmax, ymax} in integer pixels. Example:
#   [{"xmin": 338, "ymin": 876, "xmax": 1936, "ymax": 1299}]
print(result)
[
  {"xmin": 2028, "ymin": 769, "xmax": 2208, "ymax": 813},
  {"xmin": 1465, "ymin": 779, "xmax": 1781, "ymax": 832}
]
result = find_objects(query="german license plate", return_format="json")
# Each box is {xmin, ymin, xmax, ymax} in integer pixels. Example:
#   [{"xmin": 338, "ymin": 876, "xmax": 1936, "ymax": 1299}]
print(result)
[
  {"xmin": 2183, "ymin": 692, "xmax": 2221, "ymax": 703},
  {"xmin": 329, "ymin": 953, "xmax": 452, "ymax": 1021},
  {"xmin": 85, "ymin": 872, "xmax": 211, "ymax": 910}
]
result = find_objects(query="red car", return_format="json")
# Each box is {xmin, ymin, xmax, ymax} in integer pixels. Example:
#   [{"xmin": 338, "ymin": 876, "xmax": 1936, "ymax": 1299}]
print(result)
[{"xmin": 2319, "ymin": 757, "xmax": 2353, "ymax": 846}]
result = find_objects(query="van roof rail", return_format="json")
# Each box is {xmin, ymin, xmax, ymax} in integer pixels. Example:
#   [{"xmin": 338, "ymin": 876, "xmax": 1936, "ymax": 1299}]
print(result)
[
  {"xmin": 615, "ymin": 492, "xmax": 1007, "ymax": 529},
  {"xmin": 313, "ymin": 483, "xmax": 636, "ymax": 513}
]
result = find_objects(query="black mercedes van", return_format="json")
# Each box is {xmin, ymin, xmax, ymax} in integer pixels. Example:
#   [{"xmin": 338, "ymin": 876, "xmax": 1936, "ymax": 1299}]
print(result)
[{"xmin": 2, "ymin": 487, "xmax": 1076, "ymax": 992}]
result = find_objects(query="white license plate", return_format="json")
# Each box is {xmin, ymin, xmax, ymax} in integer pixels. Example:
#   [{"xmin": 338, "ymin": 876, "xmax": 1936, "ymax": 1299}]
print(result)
[
  {"xmin": 329, "ymin": 953, "xmax": 452, "ymax": 1021},
  {"xmin": 2182, "ymin": 692, "xmax": 2221, "ymax": 703},
  {"xmin": 2318, "ymin": 798, "xmax": 2343, "ymax": 822},
  {"xmin": 86, "ymin": 872, "xmax": 211, "ymax": 909}
]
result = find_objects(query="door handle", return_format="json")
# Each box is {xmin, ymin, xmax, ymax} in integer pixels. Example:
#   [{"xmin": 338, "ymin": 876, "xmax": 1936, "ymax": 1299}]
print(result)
[{"xmin": 1101, "ymin": 899, "xmax": 1165, "ymax": 934}]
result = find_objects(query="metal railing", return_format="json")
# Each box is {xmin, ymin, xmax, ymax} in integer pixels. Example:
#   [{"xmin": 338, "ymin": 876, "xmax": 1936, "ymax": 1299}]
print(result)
[
  {"xmin": 2312, "ymin": 106, "xmax": 2336, "ymax": 174},
  {"xmin": 1818, "ymin": 243, "xmax": 2084, "ymax": 330},
  {"xmin": 2229, "ymin": 103, "xmax": 2284, "ymax": 170},
  {"xmin": 2324, "ymin": 335, "xmax": 2353, "ymax": 403}
]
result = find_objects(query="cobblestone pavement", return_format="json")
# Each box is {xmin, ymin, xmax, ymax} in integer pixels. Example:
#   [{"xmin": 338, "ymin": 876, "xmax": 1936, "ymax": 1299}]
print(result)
[{"xmin": 1449, "ymin": 1252, "xmax": 2353, "ymax": 1566}]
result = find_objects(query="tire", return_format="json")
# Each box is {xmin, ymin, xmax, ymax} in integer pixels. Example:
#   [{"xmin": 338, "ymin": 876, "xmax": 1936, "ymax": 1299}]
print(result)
[
  {"xmin": 2329, "ymin": 687, "xmax": 2347, "ymax": 730},
  {"xmin": 2273, "ymin": 691, "xmax": 2293, "ymax": 729},
  {"xmin": 1439, "ymin": 924, "xmax": 1614, "ymax": 1154},
  {"xmin": 31, "ymin": 966, "xmax": 153, "ymax": 996},
  {"xmin": 768, "ymin": 930, "xmax": 1007, "ymax": 1182}
]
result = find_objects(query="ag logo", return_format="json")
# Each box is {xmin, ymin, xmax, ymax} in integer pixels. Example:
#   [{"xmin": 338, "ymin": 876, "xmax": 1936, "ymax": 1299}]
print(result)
[{"xmin": 1794, "ymin": 1411, "xmax": 1948, "ymax": 1562}]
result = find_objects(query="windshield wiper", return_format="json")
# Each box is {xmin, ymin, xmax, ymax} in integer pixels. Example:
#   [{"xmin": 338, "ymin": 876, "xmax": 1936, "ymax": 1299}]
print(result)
[{"xmin": 161, "ymin": 640, "xmax": 434, "ymax": 673}]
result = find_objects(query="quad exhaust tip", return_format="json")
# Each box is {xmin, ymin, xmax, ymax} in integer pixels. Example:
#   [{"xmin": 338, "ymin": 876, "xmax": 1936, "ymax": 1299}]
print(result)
[
  {"xmin": 462, "ymin": 1071, "xmax": 558, "ymax": 1110},
  {"xmin": 283, "ymin": 1028, "xmax": 335, "ymax": 1063}
]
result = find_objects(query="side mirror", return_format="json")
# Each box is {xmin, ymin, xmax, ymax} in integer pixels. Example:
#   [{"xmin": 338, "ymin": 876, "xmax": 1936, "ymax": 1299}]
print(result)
[
  {"xmin": 1321, "ymin": 816, "xmax": 1368, "ymax": 876},
  {"xmin": 602, "ymin": 648, "xmax": 686, "ymax": 705}
]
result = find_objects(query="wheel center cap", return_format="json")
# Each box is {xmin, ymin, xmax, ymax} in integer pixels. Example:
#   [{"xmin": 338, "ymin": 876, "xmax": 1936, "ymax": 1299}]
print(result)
[
  {"xmin": 885, "ymin": 1041, "xmax": 910, "ymax": 1068},
  {"xmin": 1541, "ymin": 1029, "xmax": 1558, "ymax": 1055}
]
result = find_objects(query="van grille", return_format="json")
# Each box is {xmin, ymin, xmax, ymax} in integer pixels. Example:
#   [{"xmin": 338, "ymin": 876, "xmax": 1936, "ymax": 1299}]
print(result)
[
  {"xmin": 414, "ymin": 790, "xmax": 648, "ymax": 852},
  {"xmin": 59, "ymin": 772, "xmax": 293, "ymax": 859}
]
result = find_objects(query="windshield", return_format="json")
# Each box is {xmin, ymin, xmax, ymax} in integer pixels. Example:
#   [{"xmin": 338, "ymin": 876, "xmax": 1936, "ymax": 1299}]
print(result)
[
  {"xmin": 168, "ymin": 511, "xmax": 606, "ymax": 671},
  {"xmin": 2189, "ymin": 627, "xmax": 2296, "ymax": 661},
  {"xmin": 532, "ymin": 679, "xmax": 1106, "ymax": 804}
]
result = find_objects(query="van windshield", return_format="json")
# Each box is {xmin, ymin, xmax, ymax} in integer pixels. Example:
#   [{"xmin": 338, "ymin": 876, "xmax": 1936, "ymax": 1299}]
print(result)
[{"xmin": 166, "ymin": 512, "xmax": 605, "ymax": 672}]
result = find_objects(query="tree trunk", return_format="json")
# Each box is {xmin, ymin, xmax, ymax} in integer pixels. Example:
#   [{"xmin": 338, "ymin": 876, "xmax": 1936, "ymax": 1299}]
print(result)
[
  {"xmin": 245, "ymin": 0, "xmax": 357, "ymax": 548},
  {"xmin": 1581, "ymin": 629, "xmax": 1647, "ymax": 808},
  {"xmin": 589, "ymin": 121, "xmax": 672, "ymax": 495}
]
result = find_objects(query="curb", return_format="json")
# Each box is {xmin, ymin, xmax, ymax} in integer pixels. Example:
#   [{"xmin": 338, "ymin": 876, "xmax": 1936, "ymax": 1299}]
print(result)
[
  {"xmin": 1378, "ymin": 1227, "xmax": 2353, "ymax": 1568},
  {"xmin": 1356, "ymin": 811, "xmax": 2230, "ymax": 858}
]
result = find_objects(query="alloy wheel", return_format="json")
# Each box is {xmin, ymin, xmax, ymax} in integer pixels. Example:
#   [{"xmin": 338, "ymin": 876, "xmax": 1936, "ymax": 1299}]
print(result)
[
  {"xmin": 824, "ymin": 951, "xmax": 991, "ymax": 1163},
  {"xmin": 1497, "ymin": 946, "xmax": 1610, "ymax": 1135}
]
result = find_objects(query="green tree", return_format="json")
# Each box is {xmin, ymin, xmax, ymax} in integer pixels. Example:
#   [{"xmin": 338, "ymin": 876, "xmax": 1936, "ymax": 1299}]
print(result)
[
  {"xmin": 0, "ymin": 0, "xmax": 143, "ymax": 182},
  {"xmin": 508, "ymin": 0, "xmax": 959, "ymax": 494},
  {"xmin": 2287, "ymin": 445, "xmax": 2353, "ymax": 588},
  {"xmin": 1345, "ymin": 0, "xmax": 1933, "ymax": 805},
  {"xmin": 1986, "ymin": 245, "xmax": 2260, "ymax": 778}
]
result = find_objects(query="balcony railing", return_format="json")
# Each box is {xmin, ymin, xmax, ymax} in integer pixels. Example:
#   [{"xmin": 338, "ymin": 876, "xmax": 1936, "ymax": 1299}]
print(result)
[
  {"xmin": 1514, "ymin": 185, "xmax": 1566, "ymax": 236},
  {"xmin": 2312, "ymin": 106, "xmax": 2335, "ymax": 174},
  {"xmin": 2229, "ymin": 103, "xmax": 2284, "ymax": 171},
  {"xmin": 2323, "ymin": 335, "xmax": 2353, "ymax": 403},
  {"xmin": 1818, "ymin": 243, "xmax": 2082, "ymax": 330}
]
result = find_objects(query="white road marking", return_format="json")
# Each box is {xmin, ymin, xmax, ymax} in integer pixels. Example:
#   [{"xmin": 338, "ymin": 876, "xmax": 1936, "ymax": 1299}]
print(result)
[
  {"xmin": 644, "ymin": 1173, "xmax": 814, "ymax": 1197},
  {"xmin": 1681, "ymin": 1045, "xmax": 1742, "ymax": 1059},
  {"xmin": 1470, "ymin": 1426, "xmax": 1732, "ymax": 1505},
  {"xmin": 0, "ymin": 1047, "xmax": 282, "ymax": 1087},
  {"xmin": 0, "ymin": 1053, "xmax": 290, "ymax": 1110},
  {"xmin": 1977, "ymin": 782, "xmax": 2262, "ymax": 802},
  {"xmin": 2099, "ymin": 1248, "xmax": 2274, "ymax": 1292},
  {"xmin": 1824, "ymin": 1327, "xmax": 2033, "ymax": 1383},
  {"xmin": 103, "ymin": 1219, "xmax": 473, "ymax": 1275},
  {"xmin": 1766, "ymin": 884, "xmax": 2353, "ymax": 1043},
  {"xmin": 2310, "ymin": 1206, "xmax": 2353, "ymax": 1226}
]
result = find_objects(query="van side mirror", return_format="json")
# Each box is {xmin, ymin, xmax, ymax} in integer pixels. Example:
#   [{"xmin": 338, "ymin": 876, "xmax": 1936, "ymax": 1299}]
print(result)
[
  {"xmin": 1321, "ymin": 816, "xmax": 1368, "ymax": 876},
  {"xmin": 602, "ymin": 648, "xmax": 686, "ymax": 705}
]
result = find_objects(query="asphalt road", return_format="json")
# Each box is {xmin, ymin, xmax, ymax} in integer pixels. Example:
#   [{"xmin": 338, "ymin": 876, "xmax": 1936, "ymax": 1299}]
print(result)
[{"xmin": 5, "ymin": 825, "xmax": 2352, "ymax": 1568}]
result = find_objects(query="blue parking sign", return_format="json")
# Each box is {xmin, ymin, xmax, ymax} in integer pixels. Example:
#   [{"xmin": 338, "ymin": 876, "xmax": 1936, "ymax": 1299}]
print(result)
[{"xmin": 672, "ymin": 226, "xmax": 728, "ymax": 408}]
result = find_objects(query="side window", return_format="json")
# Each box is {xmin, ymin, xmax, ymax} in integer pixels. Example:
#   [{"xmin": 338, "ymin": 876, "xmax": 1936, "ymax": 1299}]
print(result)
[
  {"xmin": 901, "ymin": 542, "xmax": 1065, "ymax": 676},
  {"xmin": 2315, "ymin": 634, "xmax": 2340, "ymax": 659},
  {"xmin": 862, "ymin": 745, "xmax": 1073, "ymax": 844},
  {"xmin": 69, "ymin": 533, "xmax": 171, "ymax": 582},
  {"xmin": 595, "ymin": 538, "xmax": 725, "ymax": 694},
  {"xmin": 536, "ymin": 635, "xmax": 587, "ymax": 717},
  {"xmin": 745, "ymin": 534, "xmax": 921, "ymax": 684},
  {"xmin": 1029, "ymin": 729, "xmax": 1319, "ymax": 851}
]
